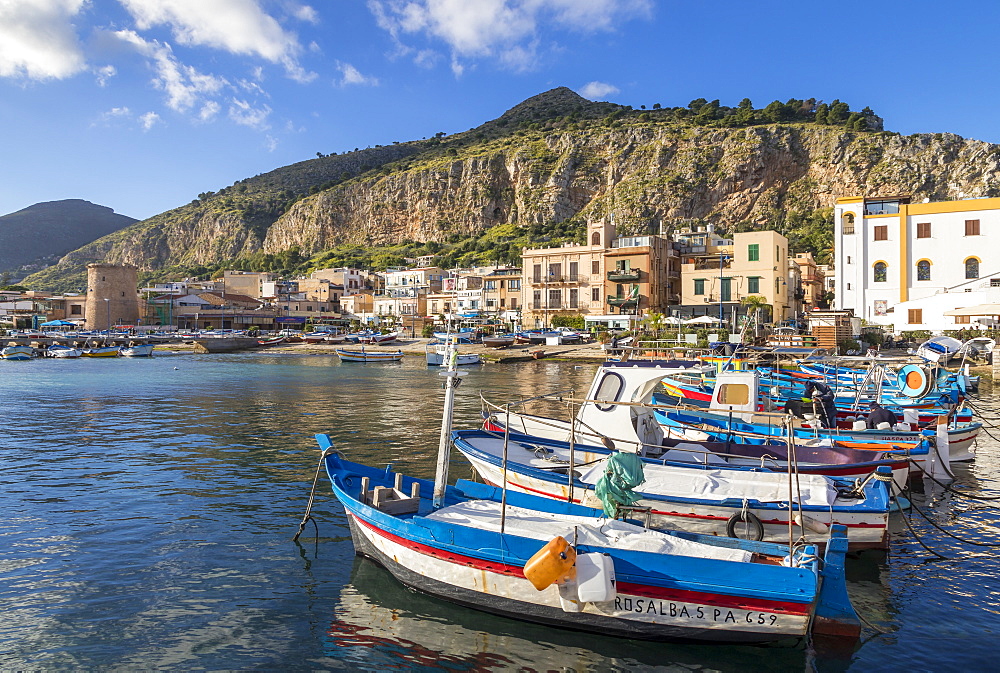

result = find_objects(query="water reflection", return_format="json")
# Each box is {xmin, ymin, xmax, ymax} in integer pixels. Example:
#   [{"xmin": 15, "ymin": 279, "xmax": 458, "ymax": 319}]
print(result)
[{"xmin": 1, "ymin": 354, "xmax": 999, "ymax": 670}]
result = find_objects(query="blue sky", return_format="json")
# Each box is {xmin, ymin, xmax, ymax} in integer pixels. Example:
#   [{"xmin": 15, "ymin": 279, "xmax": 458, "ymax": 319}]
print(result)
[{"xmin": 2, "ymin": 0, "xmax": 998, "ymax": 222}]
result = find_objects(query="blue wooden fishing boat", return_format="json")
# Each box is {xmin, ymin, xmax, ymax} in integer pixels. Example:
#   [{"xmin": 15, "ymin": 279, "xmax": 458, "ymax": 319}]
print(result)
[{"xmin": 317, "ymin": 435, "xmax": 861, "ymax": 643}]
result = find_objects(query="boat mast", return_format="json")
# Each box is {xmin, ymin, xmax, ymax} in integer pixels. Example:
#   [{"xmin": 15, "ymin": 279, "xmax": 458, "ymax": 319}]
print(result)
[{"xmin": 433, "ymin": 336, "xmax": 466, "ymax": 508}]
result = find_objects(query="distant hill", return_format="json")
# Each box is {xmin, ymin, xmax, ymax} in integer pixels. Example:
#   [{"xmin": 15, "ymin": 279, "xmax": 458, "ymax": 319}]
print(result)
[{"xmin": 0, "ymin": 200, "xmax": 137, "ymax": 279}]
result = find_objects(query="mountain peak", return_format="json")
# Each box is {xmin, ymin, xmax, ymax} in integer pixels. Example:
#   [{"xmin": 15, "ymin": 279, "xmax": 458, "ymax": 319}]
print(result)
[{"xmin": 492, "ymin": 86, "xmax": 624, "ymax": 127}]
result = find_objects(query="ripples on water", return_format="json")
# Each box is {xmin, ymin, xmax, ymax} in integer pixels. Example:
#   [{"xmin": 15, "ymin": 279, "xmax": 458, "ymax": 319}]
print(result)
[{"xmin": 1, "ymin": 352, "xmax": 999, "ymax": 670}]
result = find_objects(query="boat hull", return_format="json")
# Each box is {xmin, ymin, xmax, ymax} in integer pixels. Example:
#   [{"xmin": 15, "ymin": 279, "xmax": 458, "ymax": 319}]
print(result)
[
  {"xmin": 81, "ymin": 347, "xmax": 120, "ymax": 358},
  {"xmin": 120, "ymin": 344, "xmax": 155, "ymax": 357},
  {"xmin": 426, "ymin": 351, "xmax": 482, "ymax": 366},
  {"xmin": 336, "ymin": 349, "xmax": 403, "ymax": 362},
  {"xmin": 461, "ymin": 448, "xmax": 888, "ymax": 550},
  {"xmin": 345, "ymin": 513, "xmax": 809, "ymax": 643}
]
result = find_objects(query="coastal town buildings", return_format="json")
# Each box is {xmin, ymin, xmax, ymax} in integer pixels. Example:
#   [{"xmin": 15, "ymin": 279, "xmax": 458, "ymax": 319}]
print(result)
[
  {"xmin": 520, "ymin": 220, "xmax": 681, "ymax": 328},
  {"xmin": 481, "ymin": 267, "xmax": 522, "ymax": 325},
  {"xmin": 520, "ymin": 220, "xmax": 612, "ymax": 328},
  {"xmin": 677, "ymin": 227, "xmax": 795, "ymax": 322},
  {"xmin": 793, "ymin": 252, "xmax": 827, "ymax": 312},
  {"xmin": 835, "ymin": 195, "xmax": 1000, "ymax": 332}
]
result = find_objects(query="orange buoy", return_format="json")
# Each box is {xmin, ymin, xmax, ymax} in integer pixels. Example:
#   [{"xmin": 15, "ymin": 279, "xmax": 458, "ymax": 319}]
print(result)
[{"xmin": 524, "ymin": 536, "xmax": 577, "ymax": 590}]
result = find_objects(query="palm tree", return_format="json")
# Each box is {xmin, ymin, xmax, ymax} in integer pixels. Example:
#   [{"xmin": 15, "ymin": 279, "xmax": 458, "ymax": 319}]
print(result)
[
  {"xmin": 740, "ymin": 295, "xmax": 771, "ymax": 338},
  {"xmin": 641, "ymin": 312, "xmax": 666, "ymax": 339}
]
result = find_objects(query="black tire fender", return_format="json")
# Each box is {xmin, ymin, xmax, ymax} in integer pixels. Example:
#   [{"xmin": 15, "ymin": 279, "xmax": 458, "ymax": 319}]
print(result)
[{"xmin": 725, "ymin": 510, "xmax": 765, "ymax": 541}]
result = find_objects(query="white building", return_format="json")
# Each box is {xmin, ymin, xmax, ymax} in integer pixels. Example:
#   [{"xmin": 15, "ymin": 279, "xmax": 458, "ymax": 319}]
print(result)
[{"xmin": 835, "ymin": 195, "xmax": 1000, "ymax": 332}]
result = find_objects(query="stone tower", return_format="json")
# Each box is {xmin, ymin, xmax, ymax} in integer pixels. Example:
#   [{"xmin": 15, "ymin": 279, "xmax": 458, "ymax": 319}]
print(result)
[{"xmin": 85, "ymin": 263, "xmax": 139, "ymax": 330}]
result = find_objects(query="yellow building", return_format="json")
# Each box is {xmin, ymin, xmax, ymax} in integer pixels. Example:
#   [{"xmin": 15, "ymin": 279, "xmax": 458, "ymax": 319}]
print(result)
[
  {"xmin": 521, "ymin": 221, "xmax": 613, "ymax": 328},
  {"xmin": 680, "ymin": 229, "xmax": 792, "ymax": 322}
]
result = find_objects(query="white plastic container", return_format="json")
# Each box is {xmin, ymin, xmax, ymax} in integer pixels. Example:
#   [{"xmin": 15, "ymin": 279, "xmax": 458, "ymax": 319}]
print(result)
[
  {"xmin": 852, "ymin": 420, "xmax": 867, "ymax": 431},
  {"xmin": 903, "ymin": 409, "xmax": 920, "ymax": 425},
  {"xmin": 575, "ymin": 553, "xmax": 616, "ymax": 603},
  {"xmin": 545, "ymin": 336, "xmax": 561, "ymax": 346}
]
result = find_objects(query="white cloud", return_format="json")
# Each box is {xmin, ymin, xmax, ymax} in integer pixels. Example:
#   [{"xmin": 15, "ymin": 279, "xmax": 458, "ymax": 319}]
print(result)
[
  {"xmin": 198, "ymin": 101, "xmax": 220, "ymax": 122},
  {"xmin": 290, "ymin": 3, "xmax": 319, "ymax": 24},
  {"xmin": 337, "ymin": 62, "xmax": 378, "ymax": 86},
  {"xmin": 0, "ymin": 0, "xmax": 88, "ymax": 80},
  {"xmin": 229, "ymin": 98, "xmax": 272, "ymax": 130},
  {"xmin": 368, "ymin": 0, "xmax": 651, "ymax": 73},
  {"xmin": 579, "ymin": 81, "xmax": 619, "ymax": 100},
  {"xmin": 119, "ymin": 0, "xmax": 315, "ymax": 81},
  {"xmin": 95, "ymin": 64, "xmax": 117, "ymax": 87},
  {"xmin": 139, "ymin": 111, "xmax": 161, "ymax": 130},
  {"xmin": 113, "ymin": 29, "xmax": 228, "ymax": 113},
  {"xmin": 264, "ymin": 134, "xmax": 278, "ymax": 152},
  {"xmin": 94, "ymin": 106, "xmax": 132, "ymax": 126}
]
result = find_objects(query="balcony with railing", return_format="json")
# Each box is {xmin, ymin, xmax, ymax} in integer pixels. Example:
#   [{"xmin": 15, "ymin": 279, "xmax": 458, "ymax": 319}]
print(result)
[
  {"xmin": 607, "ymin": 294, "xmax": 640, "ymax": 308},
  {"xmin": 607, "ymin": 268, "xmax": 641, "ymax": 282}
]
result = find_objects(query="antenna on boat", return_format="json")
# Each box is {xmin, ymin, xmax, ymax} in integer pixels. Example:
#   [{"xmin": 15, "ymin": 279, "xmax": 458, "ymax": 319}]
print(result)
[{"xmin": 432, "ymin": 335, "xmax": 467, "ymax": 508}]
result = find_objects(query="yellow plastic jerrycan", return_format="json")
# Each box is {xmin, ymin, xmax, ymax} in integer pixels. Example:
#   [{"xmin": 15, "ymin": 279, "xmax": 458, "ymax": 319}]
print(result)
[{"xmin": 524, "ymin": 536, "xmax": 577, "ymax": 591}]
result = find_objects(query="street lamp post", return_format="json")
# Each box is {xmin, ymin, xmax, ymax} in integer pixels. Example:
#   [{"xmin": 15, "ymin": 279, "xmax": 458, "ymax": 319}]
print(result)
[{"xmin": 718, "ymin": 253, "xmax": 729, "ymax": 323}]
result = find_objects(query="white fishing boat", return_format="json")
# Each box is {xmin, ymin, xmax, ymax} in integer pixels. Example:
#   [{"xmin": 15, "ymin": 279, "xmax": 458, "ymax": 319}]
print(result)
[
  {"xmin": 47, "ymin": 344, "xmax": 82, "ymax": 358},
  {"xmin": 914, "ymin": 335, "xmax": 963, "ymax": 363},
  {"xmin": 1, "ymin": 345, "xmax": 34, "ymax": 360},
  {"xmin": 425, "ymin": 336, "xmax": 481, "ymax": 366},
  {"xmin": 120, "ymin": 344, "xmax": 155, "ymax": 357}
]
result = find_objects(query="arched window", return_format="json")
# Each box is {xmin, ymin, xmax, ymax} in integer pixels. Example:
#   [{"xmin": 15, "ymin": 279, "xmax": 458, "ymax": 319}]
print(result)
[
  {"xmin": 591, "ymin": 232, "xmax": 601, "ymax": 245},
  {"xmin": 916, "ymin": 260, "xmax": 931, "ymax": 281},
  {"xmin": 873, "ymin": 261, "xmax": 887, "ymax": 283},
  {"xmin": 966, "ymin": 257, "xmax": 980, "ymax": 279},
  {"xmin": 842, "ymin": 212, "xmax": 855, "ymax": 235}
]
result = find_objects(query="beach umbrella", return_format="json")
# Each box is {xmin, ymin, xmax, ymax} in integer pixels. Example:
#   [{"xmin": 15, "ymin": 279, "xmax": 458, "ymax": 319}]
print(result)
[{"xmin": 684, "ymin": 315, "xmax": 726, "ymax": 325}]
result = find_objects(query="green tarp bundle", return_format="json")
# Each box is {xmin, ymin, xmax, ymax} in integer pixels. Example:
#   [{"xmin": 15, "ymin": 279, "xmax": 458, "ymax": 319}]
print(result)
[{"xmin": 594, "ymin": 451, "xmax": 646, "ymax": 518}]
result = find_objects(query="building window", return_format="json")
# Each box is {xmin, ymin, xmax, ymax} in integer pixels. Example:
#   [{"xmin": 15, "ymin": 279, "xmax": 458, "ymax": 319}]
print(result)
[
  {"xmin": 721, "ymin": 278, "xmax": 731, "ymax": 302},
  {"xmin": 846, "ymin": 256, "xmax": 851, "ymax": 264},
  {"xmin": 508, "ymin": 279, "xmax": 520, "ymax": 290},
  {"xmin": 873, "ymin": 262, "xmax": 887, "ymax": 283},
  {"xmin": 842, "ymin": 212, "xmax": 855, "ymax": 234},
  {"xmin": 966, "ymin": 219, "xmax": 981, "ymax": 236},
  {"xmin": 908, "ymin": 309, "xmax": 922, "ymax": 324},
  {"xmin": 548, "ymin": 289, "xmax": 561, "ymax": 308},
  {"xmin": 955, "ymin": 315, "xmax": 971, "ymax": 324},
  {"xmin": 509, "ymin": 298, "xmax": 518, "ymax": 309},
  {"xmin": 917, "ymin": 222, "xmax": 931, "ymax": 238},
  {"xmin": 874, "ymin": 225, "xmax": 888, "ymax": 241},
  {"xmin": 592, "ymin": 260, "xmax": 600, "ymax": 275},
  {"xmin": 916, "ymin": 260, "xmax": 931, "ymax": 281},
  {"xmin": 748, "ymin": 276, "xmax": 760, "ymax": 293},
  {"xmin": 70, "ymin": 305, "xmax": 82, "ymax": 315},
  {"xmin": 966, "ymin": 258, "xmax": 980, "ymax": 279},
  {"xmin": 592, "ymin": 287, "xmax": 600, "ymax": 302},
  {"xmin": 748, "ymin": 243, "xmax": 759, "ymax": 261},
  {"xmin": 569, "ymin": 262, "xmax": 578, "ymax": 280},
  {"xmin": 591, "ymin": 232, "xmax": 601, "ymax": 245},
  {"xmin": 533, "ymin": 290, "xmax": 541, "ymax": 307},
  {"xmin": 693, "ymin": 279, "xmax": 705, "ymax": 295},
  {"xmin": 569, "ymin": 289, "xmax": 578, "ymax": 308},
  {"xmin": 533, "ymin": 264, "xmax": 542, "ymax": 283}
]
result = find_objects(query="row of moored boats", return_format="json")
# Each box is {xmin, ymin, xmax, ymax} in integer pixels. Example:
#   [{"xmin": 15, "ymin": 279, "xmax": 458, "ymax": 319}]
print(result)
[
  {"xmin": 1, "ymin": 343, "xmax": 155, "ymax": 359},
  {"xmin": 304, "ymin": 345, "xmax": 984, "ymax": 648}
]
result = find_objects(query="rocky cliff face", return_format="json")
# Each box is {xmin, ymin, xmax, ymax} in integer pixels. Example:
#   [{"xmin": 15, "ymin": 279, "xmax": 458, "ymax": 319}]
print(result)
[
  {"xmin": 261, "ymin": 124, "xmax": 1000, "ymax": 255},
  {"xmin": 24, "ymin": 88, "xmax": 1000, "ymax": 290}
]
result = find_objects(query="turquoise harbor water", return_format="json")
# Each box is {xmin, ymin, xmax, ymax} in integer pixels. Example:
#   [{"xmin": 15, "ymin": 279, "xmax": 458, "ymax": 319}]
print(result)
[{"xmin": 2, "ymin": 352, "xmax": 1000, "ymax": 671}]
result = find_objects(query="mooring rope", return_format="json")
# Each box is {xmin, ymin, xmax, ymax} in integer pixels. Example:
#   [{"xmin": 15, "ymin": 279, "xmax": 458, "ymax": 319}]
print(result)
[{"xmin": 292, "ymin": 446, "xmax": 337, "ymax": 542}]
